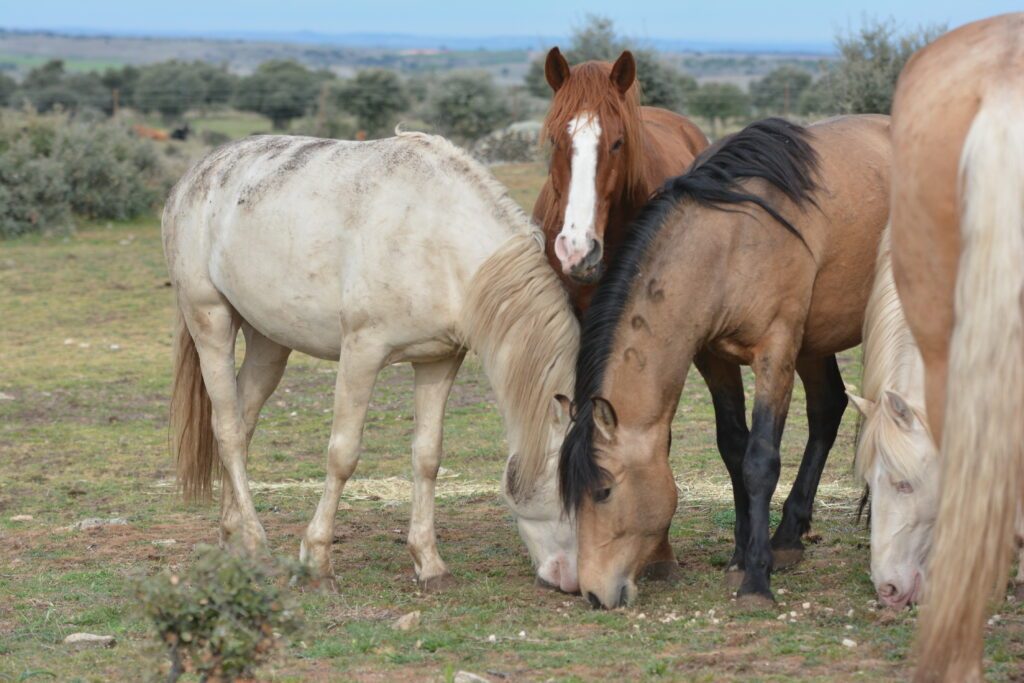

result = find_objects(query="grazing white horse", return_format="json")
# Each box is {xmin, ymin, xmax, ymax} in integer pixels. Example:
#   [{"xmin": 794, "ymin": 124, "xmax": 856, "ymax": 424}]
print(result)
[
  {"xmin": 161, "ymin": 132, "xmax": 581, "ymax": 592},
  {"xmin": 849, "ymin": 227, "xmax": 1024, "ymax": 609}
]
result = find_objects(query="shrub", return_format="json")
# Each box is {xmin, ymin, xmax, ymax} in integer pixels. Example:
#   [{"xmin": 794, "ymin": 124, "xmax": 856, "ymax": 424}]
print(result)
[
  {"xmin": 471, "ymin": 121, "xmax": 542, "ymax": 164},
  {"xmin": 335, "ymin": 69, "xmax": 409, "ymax": 138},
  {"xmin": 750, "ymin": 66, "xmax": 813, "ymax": 115},
  {"xmin": 0, "ymin": 137, "xmax": 71, "ymax": 238},
  {"xmin": 138, "ymin": 545, "xmax": 307, "ymax": 683},
  {"xmin": 235, "ymin": 60, "xmax": 333, "ymax": 130},
  {"xmin": 428, "ymin": 71, "xmax": 511, "ymax": 143}
]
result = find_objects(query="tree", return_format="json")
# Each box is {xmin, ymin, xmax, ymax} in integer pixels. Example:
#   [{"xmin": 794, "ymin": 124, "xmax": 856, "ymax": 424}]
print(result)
[
  {"xmin": 525, "ymin": 15, "xmax": 697, "ymax": 111},
  {"xmin": 0, "ymin": 73, "xmax": 14, "ymax": 106},
  {"xmin": 100, "ymin": 65, "xmax": 140, "ymax": 112},
  {"xmin": 134, "ymin": 61, "xmax": 208, "ymax": 120},
  {"xmin": 822, "ymin": 18, "xmax": 945, "ymax": 115},
  {"xmin": 429, "ymin": 71, "xmax": 511, "ymax": 143},
  {"xmin": 235, "ymin": 60, "xmax": 329, "ymax": 130},
  {"xmin": 336, "ymin": 69, "xmax": 409, "ymax": 137},
  {"xmin": 687, "ymin": 82, "xmax": 750, "ymax": 137},
  {"xmin": 750, "ymin": 66, "xmax": 813, "ymax": 115}
]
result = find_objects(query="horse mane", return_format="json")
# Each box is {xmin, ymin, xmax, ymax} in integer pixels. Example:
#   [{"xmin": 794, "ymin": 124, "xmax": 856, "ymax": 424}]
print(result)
[
  {"xmin": 559, "ymin": 118, "xmax": 821, "ymax": 514},
  {"xmin": 460, "ymin": 234, "xmax": 580, "ymax": 502},
  {"xmin": 853, "ymin": 227, "xmax": 931, "ymax": 484},
  {"xmin": 542, "ymin": 61, "xmax": 647, "ymax": 202}
]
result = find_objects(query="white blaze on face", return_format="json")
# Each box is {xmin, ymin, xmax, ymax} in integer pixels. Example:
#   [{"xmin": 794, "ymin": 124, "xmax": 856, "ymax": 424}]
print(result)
[{"xmin": 554, "ymin": 112, "xmax": 602, "ymax": 272}]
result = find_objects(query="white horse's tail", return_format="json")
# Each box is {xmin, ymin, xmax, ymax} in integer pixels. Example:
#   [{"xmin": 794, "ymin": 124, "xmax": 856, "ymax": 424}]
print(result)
[
  {"xmin": 170, "ymin": 311, "xmax": 218, "ymax": 502},
  {"xmin": 915, "ymin": 86, "xmax": 1024, "ymax": 682}
]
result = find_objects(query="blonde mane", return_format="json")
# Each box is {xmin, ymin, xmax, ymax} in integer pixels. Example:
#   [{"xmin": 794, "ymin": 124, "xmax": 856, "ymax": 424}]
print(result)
[
  {"xmin": 854, "ymin": 227, "xmax": 931, "ymax": 482},
  {"xmin": 460, "ymin": 232, "xmax": 580, "ymax": 500}
]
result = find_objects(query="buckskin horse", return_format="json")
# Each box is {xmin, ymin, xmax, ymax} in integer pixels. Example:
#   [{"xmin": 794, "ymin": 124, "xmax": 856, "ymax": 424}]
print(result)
[
  {"xmin": 559, "ymin": 116, "xmax": 891, "ymax": 608},
  {"xmin": 162, "ymin": 132, "xmax": 582, "ymax": 593},
  {"xmin": 885, "ymin": 13, "xmax": 1024, "ymax": 682}
]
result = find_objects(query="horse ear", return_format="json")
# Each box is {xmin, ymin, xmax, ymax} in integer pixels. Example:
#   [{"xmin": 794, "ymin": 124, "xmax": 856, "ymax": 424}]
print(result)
[
  {"xmin": 882, "ymin": 390, "xmax": 915, "ymax": 431},
  {"xmin": 847, "ymin": 391, "xmax": 875, "ymax": 418},
  {"xmin": 591, "ymin": 397, "xmax": 618, "ymax": 442},
  {"xmin": 552, "ymin": 394, "xmax": 574, "ymax": 425},
  {"xmin": 545, "ymin": 47, "xmax": 571, "ymax": 92},
  {"xmin": 610, "ymin": 50, "xmax": 636, "ymax": 95}
]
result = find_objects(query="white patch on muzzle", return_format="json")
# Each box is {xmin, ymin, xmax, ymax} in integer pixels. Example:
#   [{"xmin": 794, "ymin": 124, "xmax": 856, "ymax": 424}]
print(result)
[{"xmin": 554, "ymin": 113, "xmax": 602, "ymax": 273}]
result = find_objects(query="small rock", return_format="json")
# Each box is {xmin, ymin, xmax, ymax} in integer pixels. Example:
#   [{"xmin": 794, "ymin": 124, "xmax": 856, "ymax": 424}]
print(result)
[
  {"xmin": 0, "ymin": 392, "xmax": 14, "ymax": 401},
  {"xmin": 454, "ymin": 672, "xmax": 490, "ymax": 683},
  {"xmin": 789, "ymin": 611, "xmax": 797, "ymax": 618},
  {"xmin": 70, "ymin": 517, "xmax": 128, "ymax": 531},
  {"xmin": 487, "ymin": 634, "xmax": 497, "ymax": 643},
  {"xmin": 846, "ymin": 608, "xmax": 855, "ymax": 618},
  {"xmin": 392, "ymin": 611, "xmax": 420, "ymax": 631},
  {"xmin": 78, "ymin": 342, "xmax": 90, "ymax": 348},
  {"xmin": 64, "ymin": 338, "xmax": 76, "ymax": 345},
  {"xmin": 64, "ymin": 633, "xmax": 116, "ymax": 648},
  {"xmin": 802, "ymin": 602, "xmax": 811, "ymax": 610},
  {"xmin": 842, "ymin": 638, "xmax": 857, "ymax": 648},
  {"xmin": 109, "ymin": 344, "xmax": 120, "ymax": 351},
  {"xmin": 9, "ymin": 514, "xmax": 33, "ymax": 522},
  {"xmin": 518, "ymin": 630, "xmax": 526, "ymax": 638},
  {"xmin": 777, "ymin": 588, "xmax": 787, "ymax": 595},
  {"xmin": 777, "ymin": 613, "xmax": 788, "ymax": 621},
  {"xmin": 845, "ymin": 624, "xmax": 854, "ymax": 630},
  {"xmin": 151, "ymin": 539, "xmax": 177, "ymax": 547}
]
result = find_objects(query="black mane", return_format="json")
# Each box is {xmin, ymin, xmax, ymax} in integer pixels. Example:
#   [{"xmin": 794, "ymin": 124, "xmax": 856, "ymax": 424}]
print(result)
[{"xmin": 558, "ymin": 118, "xmax": 821, "ymax": 514}]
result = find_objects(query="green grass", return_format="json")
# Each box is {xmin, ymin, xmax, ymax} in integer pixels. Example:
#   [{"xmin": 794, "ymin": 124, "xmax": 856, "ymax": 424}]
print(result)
[{"xmin": 1, "ymin": 165, "xmax": 1022, "ymax": 681}]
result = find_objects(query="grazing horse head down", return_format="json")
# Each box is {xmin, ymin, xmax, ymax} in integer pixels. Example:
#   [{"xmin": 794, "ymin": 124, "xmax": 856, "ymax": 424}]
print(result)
[{"xmin": 541, "ymin": 47, "xmax": 646, "ymax": 284}]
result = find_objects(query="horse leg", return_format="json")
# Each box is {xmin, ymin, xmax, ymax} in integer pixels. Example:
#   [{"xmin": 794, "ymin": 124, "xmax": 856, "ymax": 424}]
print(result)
[
  {"xmin": 737, "ymin": 334, "xmax": 797, "ymax": 606},
  {"xmin": 186, "ymin": 302, "xmax": 267, "ymax": 552},
  {"xmin": 219, "ymin": 325, "xmax": 291, "ymax": 544},
  {"xmin": 695, "ymin": 351, "xmax": 750, "ymax": 588},
  {"xmin": 770, "ymin": 354, "xmax": 847, "ymax": 568},
  {"xmin": 408, "ymin": 354, "xmax": 464, "ymax": 591},
  {"xmin": 300, "ymin": 338, "xmax": 384, "ymax": 585}
]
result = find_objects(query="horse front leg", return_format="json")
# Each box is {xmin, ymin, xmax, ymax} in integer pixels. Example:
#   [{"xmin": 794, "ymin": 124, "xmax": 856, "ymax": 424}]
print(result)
[
  {"xmin": 695, "ymin": 351, "xmax": 750, "ymax": 587},
  {"xmin": 408, "ymin": 354, "xmax": 464, "ymax": 591},
  {"xmin": 737, "ymin": 334, "xmax": 797, "ymax": 606},
  {"xmin": 770, "ymin": 354, "xmax": 848, "ymax": 568}
]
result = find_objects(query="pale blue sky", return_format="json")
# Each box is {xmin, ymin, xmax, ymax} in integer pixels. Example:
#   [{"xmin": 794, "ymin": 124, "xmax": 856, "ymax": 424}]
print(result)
[{"xmin": 3, "ymin": 1, "xmax": 1021, "ymax": 46}]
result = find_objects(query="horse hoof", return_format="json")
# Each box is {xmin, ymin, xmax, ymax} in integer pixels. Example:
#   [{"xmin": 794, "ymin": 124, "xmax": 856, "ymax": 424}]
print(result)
[
  {"xmin": 641, "ymin": 560, "xmax": 682, "ymax": 583},
  {"xmin": 418, "ymin": 572, "xmax": 456, "ymax": 593},
  {"xmin": 724, "ymin": 568, "xmax": 745, "ymax": 589},
  {"xmin": 734, "ymin": 592, "xmax": 775, "ymax": 611},
  {"xmin": 772, "ymin": 547, "xmax": 804, "ymax": 569}
]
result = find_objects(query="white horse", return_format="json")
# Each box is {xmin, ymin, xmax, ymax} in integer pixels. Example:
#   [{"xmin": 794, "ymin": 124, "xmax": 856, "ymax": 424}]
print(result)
[
  {"xmin": 161, "ymin": 132, "xmax": 581, "ymax": 593},
  {"xmin": 849, "ymin": 227, "xmax": 1024, "ymax": 608}
]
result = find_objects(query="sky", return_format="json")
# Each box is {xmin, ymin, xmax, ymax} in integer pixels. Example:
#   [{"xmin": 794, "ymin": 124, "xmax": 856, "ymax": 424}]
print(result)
[{"xmin": 3, "ymin": 1, "xmax": 1021, "ymax": 48}]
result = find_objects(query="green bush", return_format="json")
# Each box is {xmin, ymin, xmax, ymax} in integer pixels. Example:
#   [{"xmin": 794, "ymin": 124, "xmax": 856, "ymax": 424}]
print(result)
[
  {"xmin": 0, "ymin": 111, "xmax": 171, "ymax": 238},
  {"xmin": 428, "ymin": 71, "xmax": 511, "ymax": 143},
  {"xmin": 138, "ymin": 545, "xmax": 307, "ymax": 683}
]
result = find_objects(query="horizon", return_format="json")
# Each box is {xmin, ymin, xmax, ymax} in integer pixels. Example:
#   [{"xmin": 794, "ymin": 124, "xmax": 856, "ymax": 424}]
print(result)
[{"xmin": 3, "ymin": 1, "xmax": 1021, "ymax": 51}]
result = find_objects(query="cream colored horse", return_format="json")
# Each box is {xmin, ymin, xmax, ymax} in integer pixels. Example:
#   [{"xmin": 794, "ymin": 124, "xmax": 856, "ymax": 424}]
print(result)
[
  {"xmin": 162, "ymin": 132, "xmax": 581, "ymax": 592},
  {"xmin": 849, "ymin": 228, "xmax": 1024, "ymax": 610}
]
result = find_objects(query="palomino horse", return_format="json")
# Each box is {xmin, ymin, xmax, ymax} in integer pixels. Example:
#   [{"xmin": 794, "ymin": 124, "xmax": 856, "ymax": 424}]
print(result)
[
  {"xmin": 886, "ymin": 13, "xmax": 1024, "ymax": 681},
  {"xmin": 162, "ymin": 132, "xmax": 582, "ymax": 593},
  {"xmin": 560, "ymin": 116, "xmax": 891, "ymax": 608},
  {"xmin": 848, "ymin": 227, "xmax": 1024, "ymax": 611},
  {"xmin": 533, "ymin": 48, "xmax": 707, "ymax": 307}
]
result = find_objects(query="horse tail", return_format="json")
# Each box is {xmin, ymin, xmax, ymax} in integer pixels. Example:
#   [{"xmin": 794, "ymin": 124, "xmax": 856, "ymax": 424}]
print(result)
[
  {"xmin": 915, "ymin": 85, "xmax": 1024, "ymax": 682},
  {"xmin": 169, "ymin": 311, "xmax": 218, "ymax": 502}
]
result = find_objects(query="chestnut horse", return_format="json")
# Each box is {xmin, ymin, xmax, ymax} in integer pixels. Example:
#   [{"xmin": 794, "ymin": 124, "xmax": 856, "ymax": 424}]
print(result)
[
  {"xmin": 886, "ymin": 13, "xmax": 1024, "ymax": 682},
  {"xmin": 533, "ymin": 48, "xmax": 707, "ymax": 310},
  {"xmin": 559, "ymin": 116, "xmax": 891, "ymax": 608}
]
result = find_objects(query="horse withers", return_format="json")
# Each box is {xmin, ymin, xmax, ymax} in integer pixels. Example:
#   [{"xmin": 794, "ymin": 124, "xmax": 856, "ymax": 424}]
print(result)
[
  {"xmin": 885, "ymin": 13, "xmax": 1024, "ymax": 681},
  {"xmin": 162, "ymin": 132, "xmax": 581, "ymax": 593},
  {"xmin": 559, "ymin": 115, "xmax": 891, "ymax": 609},
  {"xmin": 534, "ymin": 47, "xmax": 707, "ymax": 307}
]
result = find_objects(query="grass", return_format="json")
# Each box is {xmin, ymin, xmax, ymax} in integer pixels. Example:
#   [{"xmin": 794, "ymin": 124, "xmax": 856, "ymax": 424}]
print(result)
[{"xmin": 1, "ymin": 163, "xmax": 1022, "ymax": 682}]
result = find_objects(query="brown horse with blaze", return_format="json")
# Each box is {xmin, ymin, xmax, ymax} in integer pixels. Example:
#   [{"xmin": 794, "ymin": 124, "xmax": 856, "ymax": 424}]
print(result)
[
  {"xmin": 885, "ymin": 13, "xmax": 1024, "ymax": 683},
  {"xmin": 533, "ymin": 47, "xmax": 707, "ymax": 310},
  {"xmin": 559, "ymin": 116, "xmax": 892, "ymax": 609}
]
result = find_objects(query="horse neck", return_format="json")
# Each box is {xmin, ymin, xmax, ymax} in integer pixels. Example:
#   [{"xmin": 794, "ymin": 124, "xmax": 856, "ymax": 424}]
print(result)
[
  {"xmin": 460, "ymin": 232, "xmax": 579, "ymax": 492},
  {"xmin": 861, "ymin": 230, "xmax": 925, "ymax": 404}
]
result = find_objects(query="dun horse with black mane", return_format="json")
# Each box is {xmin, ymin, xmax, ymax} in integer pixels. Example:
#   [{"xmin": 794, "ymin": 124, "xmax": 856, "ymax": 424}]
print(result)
[{"xmin": 560, "ymin": 116, "xmax": 891, "ymax": 608}]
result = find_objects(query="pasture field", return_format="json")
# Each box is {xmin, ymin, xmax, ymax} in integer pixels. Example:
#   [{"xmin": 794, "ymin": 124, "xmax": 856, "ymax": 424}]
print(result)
[{"xmin": 1, "ymin": 162, "xmax": 1022, "ymax": 682}]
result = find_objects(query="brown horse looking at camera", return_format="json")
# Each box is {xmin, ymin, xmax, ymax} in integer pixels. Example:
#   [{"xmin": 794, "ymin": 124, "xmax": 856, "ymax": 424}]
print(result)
[
  {"xmin": 533, "ymin": 47, "xmax": 707, "ymax": 310},
  {"xmin": 885, "ymin": 14, "xmax": 1024, "ymax": 682},
  {"xmin": 559, "ymin": 116, "xmax": 891, "ymax": 609}
]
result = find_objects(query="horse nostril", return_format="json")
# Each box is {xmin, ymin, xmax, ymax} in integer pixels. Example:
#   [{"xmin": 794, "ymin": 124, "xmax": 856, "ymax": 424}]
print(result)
[
  {"xmin": 586, "ymin": 592, "xmax": 603, "ymax": 610},
  {"xmin": 879, "ymin": 583, "xmax": 898, "ymax": 598},
  {"xmin": 618, "ymin": 584, "xmax": 628, "ymax": 608}
]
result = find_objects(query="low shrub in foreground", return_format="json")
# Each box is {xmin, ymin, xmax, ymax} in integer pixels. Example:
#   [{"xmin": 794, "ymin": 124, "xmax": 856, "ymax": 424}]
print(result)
[{"xmin": 137, "ymin": 545, "xmax": 307, "ymax": 683}]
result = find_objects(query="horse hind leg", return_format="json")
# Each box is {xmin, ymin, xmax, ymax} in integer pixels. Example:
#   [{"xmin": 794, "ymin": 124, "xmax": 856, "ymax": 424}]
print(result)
[
  {"xmin": 1015, "ymin": 507, "xmax": 1024, "ymax": 601},
  {"xmin": 220, "ymin": 325, "xmax": 291, "ymax": 544},
  {"xmin": 407, "ymin": 354, "xmax": 464, "ymax": 591},
  {"xmin": 300, "ymin": 337, "xmax": 385, "ymax": 587},
  {"xmin": 185, "ymin": 298, "xmax": 268, "ymax": 552},
  {"xmin": 770, "ymin": 354, "xmax": 847, "ymax": 569}
]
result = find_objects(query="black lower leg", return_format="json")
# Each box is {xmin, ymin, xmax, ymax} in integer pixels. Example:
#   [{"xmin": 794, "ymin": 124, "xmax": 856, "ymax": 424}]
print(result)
[
  {"xmin": 738, "ymin": 402, "xmax": 784, "ymax": 600},
  {"xmin": 772, "ymin": 356, "xmax": 847, "ymax": 556}
]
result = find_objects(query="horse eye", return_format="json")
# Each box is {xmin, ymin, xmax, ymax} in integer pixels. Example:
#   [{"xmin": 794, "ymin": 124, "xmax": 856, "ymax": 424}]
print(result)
[
  {"xmin": 611, "ymin": 138, "xmax": 624, "ymax": 152},
  {"xmin": 895, "ymin": 480, "xmax": 914, "ymax": 494},
  {"xmin": 593, "ymin": 487, "xmax": 612, "ymax": 503}
]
